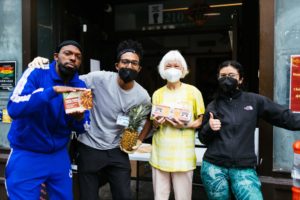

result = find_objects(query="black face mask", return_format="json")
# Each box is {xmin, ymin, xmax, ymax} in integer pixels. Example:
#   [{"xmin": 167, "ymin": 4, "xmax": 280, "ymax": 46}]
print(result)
[
  {"xmin": 58, "ymin": 63, "xmax": 77, "ymax": 79},
  {"xmin": 218, "ymin": 76, "xmax": 238, "ymax": 94},
  {"xmin": 118, "ymin": 68, "xmax": 138, "ymax": 83}
]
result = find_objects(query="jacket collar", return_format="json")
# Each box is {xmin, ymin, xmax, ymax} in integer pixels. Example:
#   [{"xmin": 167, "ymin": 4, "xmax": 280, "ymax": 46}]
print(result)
[{"xmin": 218, "ymin": 89, "xmax": 242, "ymax": 100}]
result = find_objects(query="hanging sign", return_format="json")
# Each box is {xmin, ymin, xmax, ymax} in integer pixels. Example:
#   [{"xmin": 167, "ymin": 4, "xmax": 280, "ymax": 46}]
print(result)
[
  {"xmin": 290, "ymin": 55, "xmax": 300, "ymax": 112},
  {"xmin": 0, "ymin": 61, "xmax": 16, "ymax": 91},
  {"xmin": 148, "ymin": 4, "xmax": 163, "ymax": 24}
]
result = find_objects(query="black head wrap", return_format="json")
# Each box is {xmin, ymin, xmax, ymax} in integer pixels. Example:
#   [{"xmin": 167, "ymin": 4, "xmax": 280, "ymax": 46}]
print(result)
[
  {"xmin": 55, "ymin": 40, "xmax": 82, "ymax": 53},
  {"xmin": 116, "ymin": 39, "xmax": 143, "ymax": 61}
]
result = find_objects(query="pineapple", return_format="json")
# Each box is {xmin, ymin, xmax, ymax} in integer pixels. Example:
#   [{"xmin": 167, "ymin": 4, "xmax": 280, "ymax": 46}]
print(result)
[{"xmin": 120, "ymin": 104, "xmax": 152, "ymax": 152}]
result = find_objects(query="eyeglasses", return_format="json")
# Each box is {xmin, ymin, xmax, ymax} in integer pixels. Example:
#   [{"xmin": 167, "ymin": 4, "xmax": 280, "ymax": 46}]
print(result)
[
  {"xmin": 119, "ymin": 59, "xmax": 140, "ymax": 67},
  {"xmin": 218, "ymin": 73, "xmax": 239, "ymax": 79}
]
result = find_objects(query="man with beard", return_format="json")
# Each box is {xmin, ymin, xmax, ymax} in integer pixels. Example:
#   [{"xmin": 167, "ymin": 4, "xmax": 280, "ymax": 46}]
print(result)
[
  {"xmin": 5, "ymin": 40, "xmax": 90, "ymax": 200},
  {"xmin": 28, "ymin": 39, "xmax": 152, "ymax": 200}
]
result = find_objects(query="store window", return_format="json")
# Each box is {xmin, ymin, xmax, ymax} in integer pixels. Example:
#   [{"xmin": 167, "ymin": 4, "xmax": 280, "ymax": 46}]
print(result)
[{"xmin": 274, "ymin": 0, "xmax": 300, "ymax": 171}]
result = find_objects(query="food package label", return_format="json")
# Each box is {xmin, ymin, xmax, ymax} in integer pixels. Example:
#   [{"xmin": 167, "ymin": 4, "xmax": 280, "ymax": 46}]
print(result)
[
  {"xmin": 63, "ymin": 89, "xmax": 93, "ymax": 114},
  {"xmin": 151, "ymin": 104, "xmax": 191, "ymax": 122}
]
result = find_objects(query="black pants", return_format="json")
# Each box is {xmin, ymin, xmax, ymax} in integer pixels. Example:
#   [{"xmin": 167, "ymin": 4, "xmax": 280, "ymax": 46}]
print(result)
[{"xmin": 77, "ymin": 142, "xmax": 132, "ymax": 200}]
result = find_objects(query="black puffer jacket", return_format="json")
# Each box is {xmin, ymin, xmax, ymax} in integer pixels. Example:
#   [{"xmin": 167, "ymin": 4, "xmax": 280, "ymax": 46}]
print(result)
[{"xmin": 198, "ymin": 90, "xmax": 300, "ymax": 168}]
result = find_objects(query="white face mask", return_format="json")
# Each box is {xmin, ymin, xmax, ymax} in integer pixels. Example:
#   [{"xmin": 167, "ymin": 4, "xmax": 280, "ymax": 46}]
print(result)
[{"xmin": 164, "ymin": 68, "xmax": 182, "ymax": 83}]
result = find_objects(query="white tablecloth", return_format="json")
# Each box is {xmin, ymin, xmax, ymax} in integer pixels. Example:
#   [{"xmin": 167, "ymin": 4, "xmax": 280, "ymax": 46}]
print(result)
[{"xmin": 129, "ymin": 144, "xmax": 206, "ymax": 166}]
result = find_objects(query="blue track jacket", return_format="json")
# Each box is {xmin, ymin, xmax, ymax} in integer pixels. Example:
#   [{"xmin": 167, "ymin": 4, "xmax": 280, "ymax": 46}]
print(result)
[{"xmin": 7, "ymin": 61, "xmax": 89, "ymax": 153}]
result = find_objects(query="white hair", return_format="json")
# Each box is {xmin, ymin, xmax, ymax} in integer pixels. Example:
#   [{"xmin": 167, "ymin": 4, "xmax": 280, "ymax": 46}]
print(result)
[{"xmin": 158, "ymin": 50, "xmax": 189, "ymax": 80}]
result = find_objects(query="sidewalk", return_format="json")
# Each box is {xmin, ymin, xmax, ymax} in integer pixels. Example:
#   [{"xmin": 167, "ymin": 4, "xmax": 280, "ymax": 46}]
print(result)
[{"xmin": 99, "ymin": 181, "xmax": 208, "ymax": 200}]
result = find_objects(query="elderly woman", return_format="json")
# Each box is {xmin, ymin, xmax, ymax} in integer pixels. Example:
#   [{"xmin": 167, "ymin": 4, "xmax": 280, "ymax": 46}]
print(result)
[{"xmin": 150, "ymin": 50, "xmax": 205, "ymax": 200}]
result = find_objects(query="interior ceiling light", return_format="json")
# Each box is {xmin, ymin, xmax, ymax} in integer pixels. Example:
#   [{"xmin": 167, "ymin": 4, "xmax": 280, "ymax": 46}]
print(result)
[
  {"xmin": 203, "ymin": 13, "xmax": 221, "ymax": 16},
  {"xmin": 161, "ymin": 2, "xmax": 242, "ymax": 27},
  {"xmin": 162, "ymin": 2, "xmax": 243, "ymax": 12},
  {"xmin": 209, "ymin": 3, "xmax": 243, "ymax": 8},
  {"xmin": 163, "ymin": 7, "xmax": 188, "ymax": 12}
]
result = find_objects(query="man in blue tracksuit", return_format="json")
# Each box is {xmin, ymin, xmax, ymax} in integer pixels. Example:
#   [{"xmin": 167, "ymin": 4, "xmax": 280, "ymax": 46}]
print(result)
[{"xmin": 5, "ymin": 40, "xmax": 90, "ymax": 200}]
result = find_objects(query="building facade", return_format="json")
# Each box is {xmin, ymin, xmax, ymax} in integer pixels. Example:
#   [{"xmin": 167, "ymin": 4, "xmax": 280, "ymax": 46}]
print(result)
[{"xmin": 0, "ymin": 0, "xmax": 299, "ymax": 199}]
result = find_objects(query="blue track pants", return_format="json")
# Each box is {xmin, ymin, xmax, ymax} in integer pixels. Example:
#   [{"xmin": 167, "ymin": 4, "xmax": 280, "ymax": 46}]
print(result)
[{"xmin": 5, "ymin": 148, "xmax": 72, "ymax": 200}]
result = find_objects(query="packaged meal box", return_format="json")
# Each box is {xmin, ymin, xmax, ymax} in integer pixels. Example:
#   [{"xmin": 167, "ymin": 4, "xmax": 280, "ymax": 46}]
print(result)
[
  {"xmin": 171, "ymin": 108, "xmax": 191, "ymax": 123},
  {"xmin": 151, "ymin": 104, "xmax": 171, "ymax": 118},
  {"xmin": 151, "ymin": 104, "xmax": 191, "ymax": 123},
  {"xmin": 63, "ymin": 89, "xmax": 93, "ymax": 114}
]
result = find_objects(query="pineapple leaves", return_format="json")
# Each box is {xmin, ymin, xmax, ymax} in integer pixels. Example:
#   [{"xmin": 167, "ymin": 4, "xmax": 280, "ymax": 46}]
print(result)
[{"xmin": 127, "ymin": 104, "xmax": 152, "ymax": 130}]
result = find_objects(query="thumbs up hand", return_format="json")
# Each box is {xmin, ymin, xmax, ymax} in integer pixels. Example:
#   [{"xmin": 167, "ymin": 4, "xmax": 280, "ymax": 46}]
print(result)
[{"xmin": 209, "ymin": 112, "xmax": 221, "ymax": 131}]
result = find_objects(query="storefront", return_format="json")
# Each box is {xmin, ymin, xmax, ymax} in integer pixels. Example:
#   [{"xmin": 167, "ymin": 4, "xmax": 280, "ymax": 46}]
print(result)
[{"xmin": 0, "ymin": 0, "xmax": 300, "ymax": 199}]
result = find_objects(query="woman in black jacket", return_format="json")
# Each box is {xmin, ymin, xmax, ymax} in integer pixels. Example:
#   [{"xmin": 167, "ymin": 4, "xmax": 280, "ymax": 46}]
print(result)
[{"xmin": 198, "ymin": 60, "xmax": 300, "ymax": 200}]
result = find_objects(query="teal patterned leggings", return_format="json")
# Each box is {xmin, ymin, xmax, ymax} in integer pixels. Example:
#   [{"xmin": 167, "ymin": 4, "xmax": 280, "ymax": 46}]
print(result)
[{"xmin": 200, "ymin": 161, "xmax": 263, "ymax": 200}]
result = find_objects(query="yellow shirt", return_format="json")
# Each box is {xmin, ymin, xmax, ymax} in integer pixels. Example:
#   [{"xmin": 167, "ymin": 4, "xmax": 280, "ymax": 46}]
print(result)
[{"xmin": 149, "ymin": 83, "xmax": 205, "ymax": 172}]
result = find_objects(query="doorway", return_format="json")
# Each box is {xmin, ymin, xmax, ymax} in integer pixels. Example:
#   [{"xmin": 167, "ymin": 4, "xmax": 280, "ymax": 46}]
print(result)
[{"xmin": 37, "ymin": 0, "xmax": 259, "ymax": 104}]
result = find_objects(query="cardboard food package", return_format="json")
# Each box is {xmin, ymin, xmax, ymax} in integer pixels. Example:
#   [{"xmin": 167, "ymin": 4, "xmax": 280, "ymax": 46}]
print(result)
[
  {"xmin": 63, "ymin": 89, "xmax": 93, "ymax": 114},
  {"xmin": 151, "ymin": 104, "xmax": 191, "ymax": 123}
]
